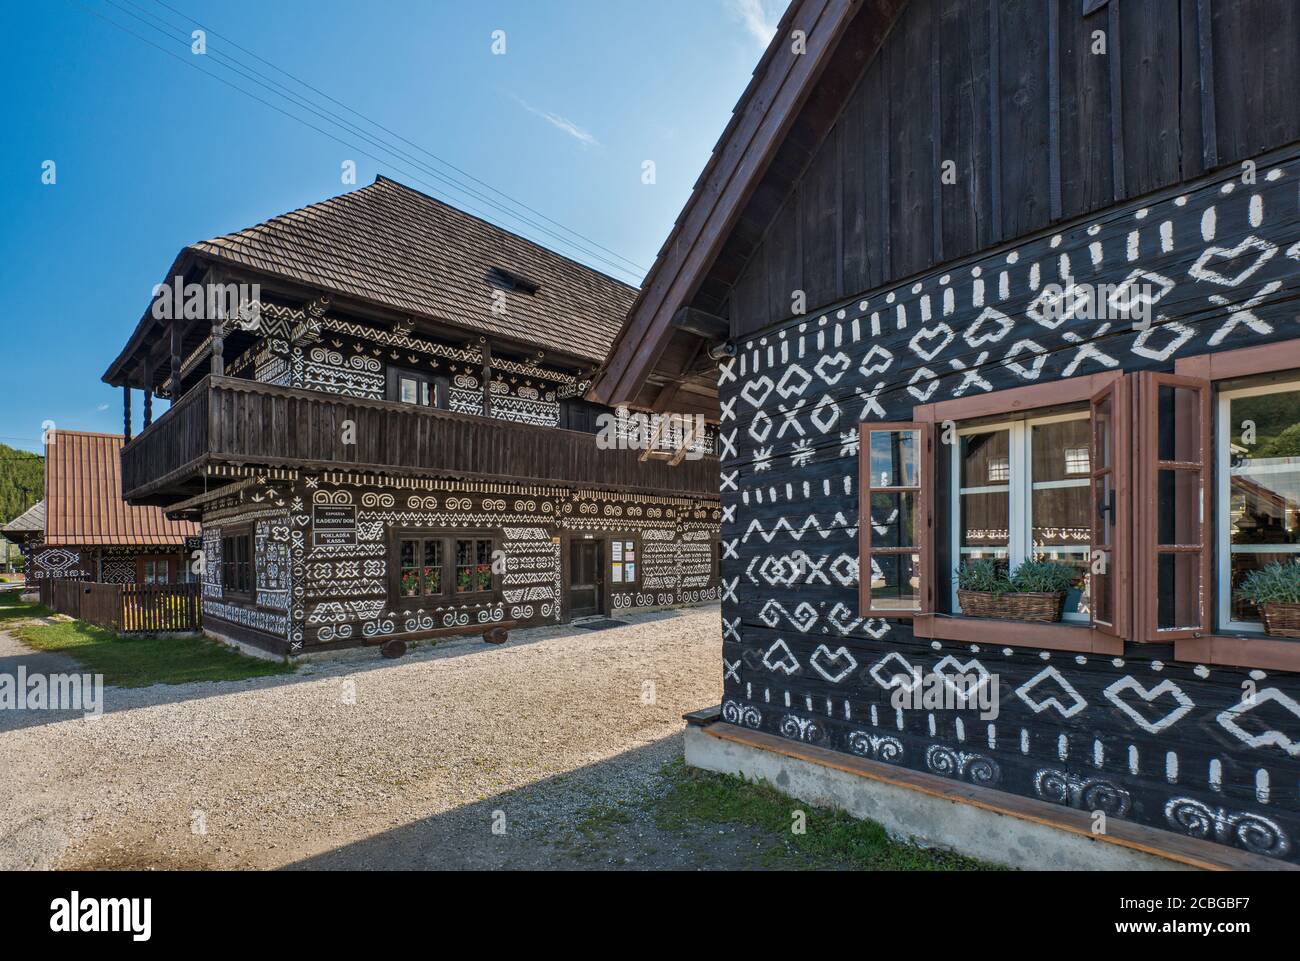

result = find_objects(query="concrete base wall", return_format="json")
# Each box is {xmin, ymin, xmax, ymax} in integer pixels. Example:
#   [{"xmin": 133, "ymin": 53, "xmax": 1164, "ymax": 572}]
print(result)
[{"xmin": 685, "ymin": 724, "xmax": 1195, "ymax": 871}]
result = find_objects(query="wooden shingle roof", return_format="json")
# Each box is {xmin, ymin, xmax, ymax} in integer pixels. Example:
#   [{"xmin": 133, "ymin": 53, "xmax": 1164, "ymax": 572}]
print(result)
[
  {"xmin": 0, "ymin": 500, "xmax": 45, "ymax": 543},
  {"xmin": 44, "ymin": 432, "xmax": 199, "ymax": 547},
  {"xmin": 188, "ymin": 176, "xmax": 638, "ymax": 365}
]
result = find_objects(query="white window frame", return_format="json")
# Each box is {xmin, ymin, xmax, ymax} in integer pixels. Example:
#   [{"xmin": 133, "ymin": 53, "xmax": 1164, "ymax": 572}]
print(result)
[
  {"xmin": 1216, "ymin": 378, "xmax": 1300, "ymax": 633},
  {"xmin": 950, "ymin": 410, "xmax": 1091, "ymax": 621}
]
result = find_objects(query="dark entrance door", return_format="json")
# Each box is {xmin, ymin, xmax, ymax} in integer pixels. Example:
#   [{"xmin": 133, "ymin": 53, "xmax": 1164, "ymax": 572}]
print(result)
[{"xmin": 569, "ymin": 539, "xmax": 604, "ymax": 618}]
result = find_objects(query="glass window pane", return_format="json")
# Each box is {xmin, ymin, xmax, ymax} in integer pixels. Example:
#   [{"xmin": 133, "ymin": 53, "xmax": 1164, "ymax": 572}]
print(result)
[
  {"xmin": 869, "ymin": 430, "xmax": 920, "ymax": 488},
  {"xmin": 961, "ymin": 430, "xmax": 1010, "ymax": 487},
  {"xmin": 423, "ymin": 540, "xmax": 441, "ymax": 595},
  {"xmin": 1157, "ymin": 552, "xmax": 1201, "ymax": 631},
  {"xmin": 400, "ymin": 539, "xmax": 420, "ymax": 596},
  {"xmin": 400, "ymin": 377, "xmax": 418, "ymax": 404},
  {"xmin": 456, "ymin": 540, "xmax": 472, "ymax": 592},
  {"xmin": 1157, "ymin": 469, "xmax": 1202, "ymax": 546},
  {"xmin": 477, "ymin": 540, "xmax": 493, "ymax": 591},
  {"xmin": 1225, "ymin": 386, "xmax": 1300, "ymax": 625},
  {"xmin": 1030, "ymin": 486, "xmax": 1091, "ymax": 549},
  {"xmin": 869, "ymin": 553, "xmax": 921, "ymax": 610},
  {"xmin": 868, "ymin": 492, "xmax": 918, "ymax": 549},
  {"xmin": 1094, "ymin": 394, "xmax": 1113, "ymax": 470},
  {"xmin": 1158, "ymin": 385, "xmax": 1202, "ymax": 464},
  {"xmin": 1091, "ymin": 473, "xmax": 1115, "ymax": 625},
  {"xmin": 1228, "ymin": 388, "xmax": 1300, "ymax": 546},
  {"xmin": 960, "ymin": 492, "xmax": 1009, "ymax": 553},
  {"xmin": 1229, "ymin": 552, "xmax": 1300, "ymax": 624},
  {"xmin": 422, "ymin": 382, "xmax": 432, "ymax": 407},
  {"xmin": 1031, "ymin": 419, "xmax": 1090, "ymax": 482},
  {"xmin": 1031, "ymin": 549, "xmax": 1089, "ymax": 618}
]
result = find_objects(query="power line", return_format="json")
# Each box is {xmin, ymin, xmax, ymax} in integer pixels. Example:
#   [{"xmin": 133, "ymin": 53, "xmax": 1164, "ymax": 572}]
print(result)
[
  {"xmin": 98, "ymin": 0, "xmax": 643, "ymax": 281},
  {"xmin": 112, "ymin": 0, "xmax": 645, "ymax": 280},
  {"xmin": 73, "ymin": 0, "xmax": 647, "ymax": 284},
  {"xmin": 146, "ymin": 0, "xmax": 648, "ymax": 276}
]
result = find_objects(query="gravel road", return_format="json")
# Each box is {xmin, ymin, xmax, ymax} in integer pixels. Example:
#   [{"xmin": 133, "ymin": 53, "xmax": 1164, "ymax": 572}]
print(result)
[{"xmin": 0, "ymin": 606, "xmax": 721, "ymax": 870}]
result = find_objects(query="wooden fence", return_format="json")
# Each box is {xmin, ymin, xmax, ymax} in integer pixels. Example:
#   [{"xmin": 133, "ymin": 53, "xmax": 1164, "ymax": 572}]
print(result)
[{"xmin": 38, "ymin": 579, "xmax": 202, "ymax": 633}]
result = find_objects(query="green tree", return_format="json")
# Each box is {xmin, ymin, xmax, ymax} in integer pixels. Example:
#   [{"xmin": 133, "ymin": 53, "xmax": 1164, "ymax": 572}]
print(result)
[{"xmin": 0, "ymin": 442, "xmax": 43, "ymax": 525}]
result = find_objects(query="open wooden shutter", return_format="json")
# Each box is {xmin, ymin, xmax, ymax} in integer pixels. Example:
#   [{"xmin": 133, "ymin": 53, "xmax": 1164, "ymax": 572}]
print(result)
[
  {"xmin": 859, "ymin": 422, "xmax": 932, "ymax": 617},
  {"xmin": 1134, "ymin": 372, "xmax": 1212, "ymax": 641},
  {"xmin": 1089, "ymin": 375, "xmax": 1133, "ymax": 638}
]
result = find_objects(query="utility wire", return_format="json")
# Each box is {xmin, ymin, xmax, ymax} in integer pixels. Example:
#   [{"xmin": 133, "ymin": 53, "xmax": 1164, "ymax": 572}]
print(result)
[
  {"xmin": 146, "ymin": 0, "xmax": 649, "ymax": 276},
  {"xmin": 112, "ymin": 0, "xmax": 644, "ymax": 279},
  {"xmin": 98, "ymin": 0, "xmax": 644, "ymax": 281},
  {"xmin": 72, "ymin": 0, "xmax": 646, "ymax": 284}
]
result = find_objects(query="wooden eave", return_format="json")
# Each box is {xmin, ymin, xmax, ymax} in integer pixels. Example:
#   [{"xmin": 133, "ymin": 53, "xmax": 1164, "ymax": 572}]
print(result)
[{"xmin": 589, "ymin": 0, "xmax": 909, "ymax": 414}]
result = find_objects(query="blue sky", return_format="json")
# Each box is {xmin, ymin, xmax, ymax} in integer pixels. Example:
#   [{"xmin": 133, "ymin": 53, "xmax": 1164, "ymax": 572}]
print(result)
[{"xmin": 0, "ymin": 0, "xmax": 788, "ymax": 454}]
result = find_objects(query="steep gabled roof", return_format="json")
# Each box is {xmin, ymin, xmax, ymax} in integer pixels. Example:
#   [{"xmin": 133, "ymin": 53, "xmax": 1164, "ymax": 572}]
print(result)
[
  {"xmin": 590, "ymin": 0, "xmax": 904, "ymax": 412},
  {"xmin": 43, "ymin": 432, "xmax": 198, "ymax": 547},
  {"xmin": 188, "ymin": 176, "xmax": 637, "ymax": 364},
  {"xmin": 0, "ymin": 500, "xmax": 45, "ymax": 543}
]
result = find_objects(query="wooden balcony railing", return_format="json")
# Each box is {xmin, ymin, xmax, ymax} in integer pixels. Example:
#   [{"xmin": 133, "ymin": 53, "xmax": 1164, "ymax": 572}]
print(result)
[{"xmin": 122, "ymin": 376, "xmax": 720, "ymax": 503}]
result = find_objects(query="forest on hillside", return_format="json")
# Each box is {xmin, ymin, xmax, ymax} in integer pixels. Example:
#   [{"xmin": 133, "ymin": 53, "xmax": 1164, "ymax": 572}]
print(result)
[{"xmin": 0, "ymin": 441, "xmax": 43, "ymax": 525}]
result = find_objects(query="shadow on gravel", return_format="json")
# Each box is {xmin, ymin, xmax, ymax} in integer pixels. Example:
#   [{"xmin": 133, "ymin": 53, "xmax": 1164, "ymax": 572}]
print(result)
[
  {"xmin": 281, "ymin": 734, "xmax": 771, "ymax": 872},
  {"xmin": 0, "ymin": 606, "xmax": 716, "ymax": 734}
]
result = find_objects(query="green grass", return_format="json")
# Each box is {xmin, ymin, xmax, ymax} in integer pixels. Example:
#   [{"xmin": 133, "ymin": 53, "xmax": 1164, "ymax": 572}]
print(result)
[
  {"xmin": 0, "ymin": 590, "xmax": 50, "ymax": 623},
  {"xmin": 1, "ymin": 591, "xmax": 293, "ymax": 687},
  {"xmin": 650, "ymin": 757, "xmax": 1002, "ymax": 870}
]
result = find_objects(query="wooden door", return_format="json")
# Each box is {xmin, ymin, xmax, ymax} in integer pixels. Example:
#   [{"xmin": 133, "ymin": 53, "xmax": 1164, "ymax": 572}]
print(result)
[{"xmin": 569, "ymin": 539, "xmax": 605, "ymax": 618}]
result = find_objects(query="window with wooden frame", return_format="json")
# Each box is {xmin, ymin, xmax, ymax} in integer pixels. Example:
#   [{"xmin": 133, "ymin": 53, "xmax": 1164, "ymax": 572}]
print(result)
[
  {"xmin": 904, "ymin": 372, "xmax": 1125, "ymax": 653},
  {"xmin": 1088, "ymin": 375, "xmax": 1133, "ymax": 640},
  {"xmin": 885, "ymin": 343, "xmax": 1300, "ymax": 666},
  {"xmin": 454, "ymin": 537, "xmax": 496, "ymax": 596},
  {"xmin": 949, "ymin": 410, "xmax": 1093, "ymax": 623},
  {"xmin": 1133, "ymin": 372, "xmax": 1212, "ymax": 641},
  {"xmin": 1174, "ymin": 338, "xmax": 1300, "ymax": 670},
  {"xmin": 387, "ymin": 367, "xmax": 440, "ymax": 409},
  {"xmin": 396, "ymin": 536, "xmax": 444, "ymax": 600},
  {"xmin": 138, "ymin": 556, "xmax": 174, "ymax": 585},
  {"xmin": 1217, "ymin": 377, "xmax": 1300, "ymax": 632},
  {"xmin": 858, "ymin": 422, "xmax": 931, "ymax": 617},
  {"xmin": 390, "ymin": 532, "xmax": 498, "ymax": 606},
  {"xmin": 220, "ymin": 531, "xmax": 254, "ymax": 597}
]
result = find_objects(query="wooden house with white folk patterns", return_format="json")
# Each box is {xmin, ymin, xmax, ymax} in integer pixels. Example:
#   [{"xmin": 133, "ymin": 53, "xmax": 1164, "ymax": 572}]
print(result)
[
  {"xmin": 103, "ymin": 177, "xmax": 720, "ymax": 657},
  {"xmin": 595, "ymin": 0, "xmax": 1300, "ymax": 867}
]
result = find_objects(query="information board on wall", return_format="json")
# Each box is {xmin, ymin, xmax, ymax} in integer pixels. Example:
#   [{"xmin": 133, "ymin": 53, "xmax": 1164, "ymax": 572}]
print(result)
[
  {"xmin": 611, "ymin": 539, "xmax": 636, "ymax": 586},
  {"xmin": 312, "ymin": 505, "xmax": 357, "ymax": 546}
]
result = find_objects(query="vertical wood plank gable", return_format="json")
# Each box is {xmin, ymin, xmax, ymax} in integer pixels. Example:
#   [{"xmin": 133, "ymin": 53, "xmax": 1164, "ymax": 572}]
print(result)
[{"xmin": 1059, "ymin": 0, "xmax": 1114, "ymax": 218}]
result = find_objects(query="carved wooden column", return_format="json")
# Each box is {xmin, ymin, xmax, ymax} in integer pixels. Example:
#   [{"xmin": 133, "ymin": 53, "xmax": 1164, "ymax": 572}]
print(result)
[
  {"xmin": 211, "ymin": 320, "xmax": 225, "ymax": 377},
  {"xmin": 122, "ymin": 384, "xmax": 132, "ymax": 442},
  {"xmin": 142, "ymin": 359, "xmax": 153, "ymax": 428},
  {"xmin": 170, "ymin": 320, "xmax": 183, "ymax": 398}
]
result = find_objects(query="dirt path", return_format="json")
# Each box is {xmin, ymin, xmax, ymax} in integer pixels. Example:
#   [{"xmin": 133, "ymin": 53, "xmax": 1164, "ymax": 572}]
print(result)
[{"xmin": 0, "ymin": 607, "xmax": 722, "ymax": 870}]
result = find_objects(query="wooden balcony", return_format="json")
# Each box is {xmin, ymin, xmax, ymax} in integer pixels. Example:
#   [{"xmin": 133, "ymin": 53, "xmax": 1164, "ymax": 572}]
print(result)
[{"xmin": 121, "ymin": 376, "xmax": 720, "ymax": 504}]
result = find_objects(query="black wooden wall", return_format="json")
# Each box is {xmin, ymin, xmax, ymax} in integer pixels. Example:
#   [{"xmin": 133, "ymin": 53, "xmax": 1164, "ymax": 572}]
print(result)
[
  {"xmin": 718, "ymin": 146, "xmax": 1300, "ymax": 863},
  {"xmin": 724, "ymin": 0, "xmax": 1300, "ymax": 337}
]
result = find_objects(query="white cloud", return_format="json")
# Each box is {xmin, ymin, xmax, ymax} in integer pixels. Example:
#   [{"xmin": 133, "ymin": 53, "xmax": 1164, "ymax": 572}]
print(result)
[
  {"xmin": 730, "ymin": 0, "xmax": 781, "ymax": 47},
  {"xmin": 511, "ymin": 94, "xmax": 599, "ymax": 148},
  {"xmin": 96, "ymin": 403, "xmax": 109, "ymax": 411}
]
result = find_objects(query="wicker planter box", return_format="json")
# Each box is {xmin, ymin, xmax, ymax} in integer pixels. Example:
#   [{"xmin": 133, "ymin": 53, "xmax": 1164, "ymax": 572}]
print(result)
[
  {"xmin": 957, "ymin": 590, "xmax": 1064, "ymax": 622},
  {"xmin": 1260, "ymin": 602, "xmax": 1300, "ymax": 638}
]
